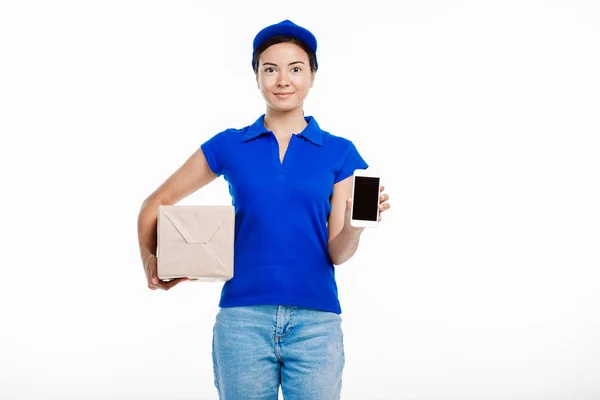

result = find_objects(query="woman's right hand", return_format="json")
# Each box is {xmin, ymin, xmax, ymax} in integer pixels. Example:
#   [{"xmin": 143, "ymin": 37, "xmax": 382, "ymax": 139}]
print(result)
[{"xmin": 143, "ymin": 254, "xmax": 187, "ymax": 290}]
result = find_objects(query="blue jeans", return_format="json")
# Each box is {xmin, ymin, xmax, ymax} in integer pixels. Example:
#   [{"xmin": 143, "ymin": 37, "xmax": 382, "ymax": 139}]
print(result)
[{"xmin": 212, "ymin": 305, "xmax": 345, "ymax": 400}]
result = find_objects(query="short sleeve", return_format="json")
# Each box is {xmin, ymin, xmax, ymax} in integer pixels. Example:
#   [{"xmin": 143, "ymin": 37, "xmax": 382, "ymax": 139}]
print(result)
[
  {"xmin": 200, "ymin": 130, "xmax": 228, "ymax": 177},
  {"xmin": 334, "ymin": 140, "xmax": 369, "ymax": 184}
]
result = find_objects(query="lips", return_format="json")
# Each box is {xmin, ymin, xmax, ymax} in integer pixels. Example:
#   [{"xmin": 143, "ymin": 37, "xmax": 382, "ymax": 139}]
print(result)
[{"xmin": 275, "ymin": 92, "xmax": 294, "ymax": 98}]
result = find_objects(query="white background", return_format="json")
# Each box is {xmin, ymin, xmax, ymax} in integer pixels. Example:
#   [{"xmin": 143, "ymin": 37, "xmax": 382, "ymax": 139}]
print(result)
[{"xmin": 1, "ymin": 1, "xmax": 599, "ymax": 399}]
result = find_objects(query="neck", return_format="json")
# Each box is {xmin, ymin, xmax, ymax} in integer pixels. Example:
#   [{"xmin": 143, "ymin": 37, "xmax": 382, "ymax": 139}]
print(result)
[{"xmin": 264, "ymin": 106, "xmax": 307, "ymax": 138}]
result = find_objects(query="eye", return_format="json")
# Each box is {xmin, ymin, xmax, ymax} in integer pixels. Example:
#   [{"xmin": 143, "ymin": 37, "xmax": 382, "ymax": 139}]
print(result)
[
  {"xmin": 264, "ymin": 67, "xmax": 275, "ymax": 73},
  {"xmin": 292, "ymin": 67, "xmax": 301, "ymax": 72}
]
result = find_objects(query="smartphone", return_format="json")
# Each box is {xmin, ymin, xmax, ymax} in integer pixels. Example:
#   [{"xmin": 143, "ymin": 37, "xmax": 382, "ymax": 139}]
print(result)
[{"xmin": 350, "ymin": 169, "xmax": 381, "ymax": 228}]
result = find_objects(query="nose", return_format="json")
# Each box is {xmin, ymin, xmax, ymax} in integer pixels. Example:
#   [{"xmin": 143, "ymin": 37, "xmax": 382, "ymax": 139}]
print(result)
[{"xmin": 277, "ymin": 70, "xmax": 290, "ymax": 87}]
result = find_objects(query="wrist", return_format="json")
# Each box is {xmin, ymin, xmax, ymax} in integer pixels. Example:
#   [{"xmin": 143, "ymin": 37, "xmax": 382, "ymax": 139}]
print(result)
[
  {"xmin": 343, "ymin": 223, "xmax": 364, "ymax": 238},
  {"xmin": 142, "ymin": 251, "xmax": 156, "ymax": 265}
]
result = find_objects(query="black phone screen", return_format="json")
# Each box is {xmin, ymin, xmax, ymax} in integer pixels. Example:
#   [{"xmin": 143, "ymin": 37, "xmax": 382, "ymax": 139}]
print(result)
[{"xmin": 352, "ymin": 176, "xmax": 380, "ymax": 221}]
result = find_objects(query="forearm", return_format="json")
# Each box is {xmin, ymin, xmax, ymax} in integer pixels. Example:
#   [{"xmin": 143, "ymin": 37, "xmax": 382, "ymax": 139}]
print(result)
[
  {"xmin": 328, "ymin": 225, "xmax": 364, "ymax": 265},
  {"xmin": 137, "ymin": 197, "xmax": 161, "ymax": 262}
]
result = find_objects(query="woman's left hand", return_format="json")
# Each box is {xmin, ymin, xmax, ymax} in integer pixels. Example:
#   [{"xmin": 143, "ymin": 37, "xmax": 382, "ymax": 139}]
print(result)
[
  {"xmin": 377, "ymin": 185, "xmax": 391, "ymax": 222},
  {"xmin": 344, "ymin": 185, "xmax": 391, "ymax": 231}
]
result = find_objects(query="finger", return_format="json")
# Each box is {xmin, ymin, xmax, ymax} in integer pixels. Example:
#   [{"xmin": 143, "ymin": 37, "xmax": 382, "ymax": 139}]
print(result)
[
  {"xmin": 163, "ymin": 277, "xmax": 187, "ymax": 290},
  {"xmin": 379, "ymin": 193, "xmax": 389, "ymax": 203},
  {"xmin": 144, "ymin": 255, "xmax": 159, "ymax": 285},
  {"xmin": 148, "ymin": 268, "xmax": 159, "ymax": 285},
  {"xmin": 152, "ymin": 280, "xmax": 171, "ymax": 290},
  {"xmin": 379, "ymin": 203, "xmax": 391, "ymax": 212},
  {"xmin": 345, "ymin": 198, "xmax": 352, "ymax": 218},
  {"xmin": 154, "ymin": 277, "xmax": 187, "ymax": 291},
  {"xmin": 144, "ymin": 263, "xmax": 159, "ymax": 285},
  {"xmin": 380, "ymin": 185, "xmax": 385, "ymax": 192}
]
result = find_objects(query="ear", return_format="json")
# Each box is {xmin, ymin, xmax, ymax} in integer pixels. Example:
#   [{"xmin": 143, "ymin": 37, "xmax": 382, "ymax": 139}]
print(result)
[{"xmin": 310, "ymin": 71, "xmax": 316, "ymax": 88}]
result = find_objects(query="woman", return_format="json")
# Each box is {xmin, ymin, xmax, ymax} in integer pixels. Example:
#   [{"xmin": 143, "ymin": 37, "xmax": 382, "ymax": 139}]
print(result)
[{"xmin": 137, "ymin": 19, "xmax": 391, "ymax": 400}]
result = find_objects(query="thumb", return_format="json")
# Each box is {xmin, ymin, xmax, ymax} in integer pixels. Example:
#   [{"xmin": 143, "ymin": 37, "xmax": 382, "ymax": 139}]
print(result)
[
  {"xmin": 345, "ymin": 198, "xmax": 352, "ymax": 216},
  {"xmin": 147, "ymin": 256, "xmax": 159, "ymax": 284}
]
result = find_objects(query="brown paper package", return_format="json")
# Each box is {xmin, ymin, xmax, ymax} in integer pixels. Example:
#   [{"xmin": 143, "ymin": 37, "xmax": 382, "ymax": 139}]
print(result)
[{"xmin": 157, "ymin": 205, "xmax": 234, "ymax": 282}]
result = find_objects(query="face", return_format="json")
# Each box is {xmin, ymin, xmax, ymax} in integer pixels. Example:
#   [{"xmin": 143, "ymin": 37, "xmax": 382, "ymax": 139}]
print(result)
[{"xmin": 256, "ymin": 42, "xmax": 316, "ymax": 113}]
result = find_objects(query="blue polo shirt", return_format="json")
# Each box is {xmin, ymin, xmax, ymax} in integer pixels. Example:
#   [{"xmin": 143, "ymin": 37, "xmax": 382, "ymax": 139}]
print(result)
[{"xmin": 200, "ymin": 114, "xmax": 368, "ymax": 314}]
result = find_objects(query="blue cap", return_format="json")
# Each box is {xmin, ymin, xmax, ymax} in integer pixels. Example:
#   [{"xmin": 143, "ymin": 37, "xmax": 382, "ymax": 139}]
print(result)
[{"xmin": 252, "ymin": 19, "xmax": 318, "ymax": 71}]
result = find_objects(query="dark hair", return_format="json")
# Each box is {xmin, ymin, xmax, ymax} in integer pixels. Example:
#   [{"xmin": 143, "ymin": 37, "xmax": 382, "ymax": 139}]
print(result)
[{"xmin": 252, "ymin": 35, "xmax": 317, "ymax": 75}]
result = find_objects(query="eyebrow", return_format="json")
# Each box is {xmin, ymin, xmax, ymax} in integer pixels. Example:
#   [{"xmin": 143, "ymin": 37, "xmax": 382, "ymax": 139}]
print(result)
[{"xmin": 261, "ymin": 61, "xmax": 305, "ymax": 67}]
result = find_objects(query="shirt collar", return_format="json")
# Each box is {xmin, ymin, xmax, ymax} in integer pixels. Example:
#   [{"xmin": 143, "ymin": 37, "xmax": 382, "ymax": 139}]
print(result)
[{"xmin": 240, "ymin": 114, "xmax": 323, "ymax": 146}]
